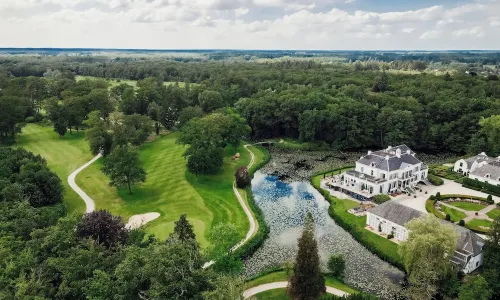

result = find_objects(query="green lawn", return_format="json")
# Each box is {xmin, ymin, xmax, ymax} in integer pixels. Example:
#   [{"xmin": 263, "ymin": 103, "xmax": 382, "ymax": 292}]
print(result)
[
  {"xmin": 16, "ymin": 124, "xmax": 93, "ymax": 213},
  {"xmin": 78, "ymin": 132, "xmax": 261, "ymax": 246},
  {"xmin": 466, "ymin": 219, "xmax": 493, "ymax": 232},
  {"xmin": 76, "ymin": 75, "xmax": 194, "ymax": 89},
  {"xmin": 486, "ymin": 209, "xmax": 500, "ymax": 220},
  {"xmin": 255, "ymin": 289, "xmax": 288, "ymax": 300},
  {"xmin": 440, "ymin": 206, "xmax": 467, "ymax": 222},
  {"xmin": 447, "ymin": 201, "xmax": 486, "ymax": 211},
  {"xmin": 246, "ymin": 271, "xmax": 359, "ymax": 294}
]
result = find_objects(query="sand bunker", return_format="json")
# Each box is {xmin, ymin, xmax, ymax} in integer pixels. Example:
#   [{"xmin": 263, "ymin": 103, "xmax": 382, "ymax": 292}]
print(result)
[{"xmin": 126, "ymin": 212, "xmax": 160, "ymax": 229}]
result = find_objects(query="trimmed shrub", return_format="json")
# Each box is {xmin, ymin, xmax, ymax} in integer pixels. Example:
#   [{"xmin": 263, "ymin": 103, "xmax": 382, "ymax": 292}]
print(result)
[
  {"xmin": 25, "ymin": 116, "xmax": 35, "ymax": 123},
  {"xmin": 445, "ymin": 214, "xmax": 451, "ymax": 221},
  {"xmin": 458, "ymin": 220, "xmax": 465, "ymax": 226},
  {"xmin": 428, "ymin": 174, "xmax": 444, "ymax": 186},
  {"xmin": 486, "ymin": 195, "xmax": 493, "ymax": 204},
  {"xmin": 235, "ymin": 166, "xmax": 251, "ymax": 188},
  {"xmin": 327, "ymin": 254, "xmax": 345, "ymax": 278},
  {"xmin": 462, "ymin": 177, "xmax": 500, "ymax": 197},
  {"xmin": 429, "ymin": 195, "xmax": 435, "ymax": 200},
  {"xmin": 387, "ymin": 233, "xmax": 394, "ymax": 239},
  {"xmin": 371, "ymin": 194, "xmax": 390, "ymax": 204},
  {"xmin": 435, "ymin": 192, "xmax": 441, "ymax": 200}
]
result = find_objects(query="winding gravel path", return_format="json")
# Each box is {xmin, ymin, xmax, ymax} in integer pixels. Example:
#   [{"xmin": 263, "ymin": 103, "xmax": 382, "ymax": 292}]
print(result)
[
  {"xmin": 203, "ymin": 144, "xmax": 259, "ymax": 268},
  {"xmin": 67, "ymin": 153, "xmax": 101, "ymax": 213},
  {"xmin": 242, "ymin": 282, "xmax": 349, "ymax": 299}
]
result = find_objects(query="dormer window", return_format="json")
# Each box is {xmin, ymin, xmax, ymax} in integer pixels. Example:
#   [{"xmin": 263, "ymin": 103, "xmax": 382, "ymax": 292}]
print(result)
[
  {"xmin": 371, "ymin": 162, "xmax": 375, "ymax": 167},
  {"xmin": 485, "ymin": 174, "xmax": 491, "ymax": 179}
]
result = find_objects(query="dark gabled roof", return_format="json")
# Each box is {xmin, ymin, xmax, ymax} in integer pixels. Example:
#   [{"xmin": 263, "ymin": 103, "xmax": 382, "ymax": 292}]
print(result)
[
  {"xmin": 368, "ymin": 201, "xmax": 423, "ymax": 226},
  {"xmin": 470, "ymin": 161, "xmax": 500, "ymax": 180},
  {"xmin": 463, "ymin": 153, "xmax": 491, "ymax": 167},
  {"xmin": 369, "ymin": 201, "xmax": 485, "ymax": 257},
  {"xmin": 453, "ymin": 225, "xmax": 485, "ymax": 256},
  {"xmin": 358, "ymin": 145, "xmax": 422, "ymax": 172}
]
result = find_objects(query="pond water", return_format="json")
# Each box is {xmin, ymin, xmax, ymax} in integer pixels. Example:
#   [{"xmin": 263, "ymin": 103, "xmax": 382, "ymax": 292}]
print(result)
[{"xmin": 244, "ymin": 171, "xmax": 405, "ymax": 298}]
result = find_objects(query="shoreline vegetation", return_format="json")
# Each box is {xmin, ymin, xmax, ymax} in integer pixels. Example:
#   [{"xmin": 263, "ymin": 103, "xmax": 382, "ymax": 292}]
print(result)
[{"xmin": 311, "ymin": 168, "xmax": 404, "ymax": 270}]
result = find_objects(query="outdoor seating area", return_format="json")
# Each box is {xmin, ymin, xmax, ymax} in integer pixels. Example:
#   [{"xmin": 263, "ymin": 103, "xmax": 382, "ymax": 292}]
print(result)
[{"xmin": 348, "ymin": 203, "xmax": 376, "ymax": 216}]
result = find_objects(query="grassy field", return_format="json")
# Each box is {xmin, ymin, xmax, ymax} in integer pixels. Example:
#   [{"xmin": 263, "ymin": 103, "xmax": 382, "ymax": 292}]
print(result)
[
  {"xmin": 17, "ymin": 124, "xmax": 264, "ymax": 247},
  {"xmin": 246, "ymin": 271, "xmax": 359, "ymax": 294},
  {"xmin": 77, "ymin": 132, "xmax": 262, "ymax": 246},
  {"xmin": 16, "ymin": 124, "xmax": 93, "ymax": 213},
  {"xmin": 486, "ymin": 209, "xmax": 500, "ymax": 220},
  {"xmin": 76, "ymin": 75, "xmax": 193, "ymax": 89},
  {"xmin": 440, "ymin": 206, "xmax": 467, "ymax": 222},
  {"xmin": 448, "ymin": 201, "xmax": 486, "ymax": 211},
  {"xmin": 466, "ymin": 219, "xmax": 493, "ymax": 232}
]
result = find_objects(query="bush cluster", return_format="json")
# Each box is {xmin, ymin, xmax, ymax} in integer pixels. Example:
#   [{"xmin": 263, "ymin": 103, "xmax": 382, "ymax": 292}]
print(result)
[
  {"xmin": 428, "ymin": 174, "xmax": 444, "ymax": 186},
  {"xmin": 371, "ymin": 194, "xmax": 390, "ymax": 204}
]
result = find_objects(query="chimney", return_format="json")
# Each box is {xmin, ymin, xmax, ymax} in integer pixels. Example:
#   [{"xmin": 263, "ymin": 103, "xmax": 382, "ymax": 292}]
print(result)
[
  {"xmin": 406, "ymin": 150, "xmax": 411, "ymax": 155},
  {"xmin": 385, "ymin": 155, "xmax": 390, "ymax": 161},
  {"xmin": 387, "ymin": 146, "xmax": 392, "ymax": 151},
  {"xmin": 368, "ymin": 150, "xmax": 372, "ymax": 155},
  {"xmin": 396, "ymin": 149, "xmax": 401, "ymax": 158}
]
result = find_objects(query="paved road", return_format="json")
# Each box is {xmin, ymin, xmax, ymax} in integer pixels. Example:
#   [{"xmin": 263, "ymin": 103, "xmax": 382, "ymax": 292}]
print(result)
[
  {"xmin": 67, "ymin": 153, "xmax": 101, "ymax": 213},
  {"xmin": 242, "ymin": 282, "xmax": 349, "ymax": 299}
]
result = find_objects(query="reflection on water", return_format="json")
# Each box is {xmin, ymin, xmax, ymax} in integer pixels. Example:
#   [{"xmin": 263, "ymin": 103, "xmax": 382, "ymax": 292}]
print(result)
[{"xmin": 244, "ymin": 171, "xmax": 404, "ymax": 298}]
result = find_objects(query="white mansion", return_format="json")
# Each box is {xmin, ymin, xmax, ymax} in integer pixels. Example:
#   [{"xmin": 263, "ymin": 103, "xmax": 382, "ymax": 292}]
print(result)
[
  {"xmin": 338, "ymin": 145, "xmax": 428, "ymax": 200},
  {"xmin": 367, "ymin": 201, "xmax": 485, "ymax": 274},
  {"xmin": 454, "ymin": 153, "xmax": 500, "ymax": 186}
]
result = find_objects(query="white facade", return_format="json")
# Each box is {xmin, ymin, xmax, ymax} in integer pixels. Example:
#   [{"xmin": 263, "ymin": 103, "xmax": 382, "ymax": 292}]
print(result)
[
  {"xmin": 342, "ymin": 146, "xmax": 428, "ymax": 198},
  {"xmin": 366, "ymin": 212, "xmax": 409, "ymax": 241},
  {"xmin": 453, "ymin": 152, "xmax": 490, "ymax": 175},
  {"xmin": 366, "ymin": 210, "xmax": 484, "ymax": 274}
]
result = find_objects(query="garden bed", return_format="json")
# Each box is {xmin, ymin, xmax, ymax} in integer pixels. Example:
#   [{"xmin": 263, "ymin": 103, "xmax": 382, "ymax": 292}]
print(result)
[
  {"xmin": 447, "ymin": 201, "xmax": 486, "ymax": 211},
  {"xmin": 486, "ymin": 209, "xmax": 500, "ymax": 220},
  {"xmin": 466, "ymin": 219, "xmax": 493, "ymax": 233}
]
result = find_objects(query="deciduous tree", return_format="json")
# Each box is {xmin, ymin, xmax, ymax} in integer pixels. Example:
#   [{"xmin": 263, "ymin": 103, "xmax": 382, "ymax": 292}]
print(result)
[{"xmin": 102, "ymin": 145, "xmax": 146, "ymax": 194}]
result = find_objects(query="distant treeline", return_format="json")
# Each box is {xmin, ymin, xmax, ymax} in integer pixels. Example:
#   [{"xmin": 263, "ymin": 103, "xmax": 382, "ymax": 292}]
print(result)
[{"xmin": 1, "ymin": 56, "xmax": 499, "ymax": 155}]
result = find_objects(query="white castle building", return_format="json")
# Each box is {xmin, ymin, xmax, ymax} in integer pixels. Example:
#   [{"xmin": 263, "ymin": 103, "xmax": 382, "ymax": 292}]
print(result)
[
  {"xmin": 339, "ymin": 145, "xmax": 428, "ymax": 200},
  {"xmin": 454, "ymin": 153, "xmax": 500, "ymax": 186}
]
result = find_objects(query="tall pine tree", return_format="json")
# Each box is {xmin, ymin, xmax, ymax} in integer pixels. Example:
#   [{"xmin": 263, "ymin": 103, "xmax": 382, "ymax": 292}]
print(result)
[
  {"xmin": 288, "ymin": 212, "xmax": 325, "ymax": 300},
  {"xmin": 171, "ymin": 213, "xmax": 197, "ymax": 243}
]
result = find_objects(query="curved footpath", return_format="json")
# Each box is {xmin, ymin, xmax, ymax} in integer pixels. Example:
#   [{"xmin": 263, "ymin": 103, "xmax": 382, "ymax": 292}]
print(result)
[
  {"xmin": 67, "ymin": 153, "xmax": 160, "ymax": 228},
  {"xmin": 68, "ymin": 144, "xmax": 259, "ymax": 248},
  {"xmin": 203, "ymin": 144, "xmax": 258, "ymax": 268},
  {"xmin": 242, "ymin": 282, "xmax": 349, "ymax": 299},
  {"xmin": 67, "ymin": 153, "xmax": 101, "ymax": 213}
]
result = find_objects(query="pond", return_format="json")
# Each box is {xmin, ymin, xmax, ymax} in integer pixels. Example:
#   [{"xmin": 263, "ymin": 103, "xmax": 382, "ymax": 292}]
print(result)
[{"xmin": 244, "ymin": 171, "xmax": 405, "ymax": 299}]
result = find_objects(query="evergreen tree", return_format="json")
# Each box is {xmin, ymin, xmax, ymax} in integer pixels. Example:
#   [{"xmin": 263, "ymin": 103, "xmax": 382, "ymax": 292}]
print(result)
[
  {"xmin": 288, "ymin": 213, "xmax": 325, "ymax": 300},
  {"xmin": 171, "ymin": 213, "xmax": 196, "ymax": 243}
]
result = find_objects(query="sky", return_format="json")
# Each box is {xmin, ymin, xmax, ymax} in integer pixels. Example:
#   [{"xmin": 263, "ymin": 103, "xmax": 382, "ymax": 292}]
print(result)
[{"xmin": 1, "ymin": 0, "xmax": 499, "ymax": 50}]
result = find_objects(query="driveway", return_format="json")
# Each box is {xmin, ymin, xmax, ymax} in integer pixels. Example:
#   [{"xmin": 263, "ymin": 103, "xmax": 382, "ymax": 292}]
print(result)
[{"xmin": 393, "ymin": 178, "xmax": 499, "ymax": 213}]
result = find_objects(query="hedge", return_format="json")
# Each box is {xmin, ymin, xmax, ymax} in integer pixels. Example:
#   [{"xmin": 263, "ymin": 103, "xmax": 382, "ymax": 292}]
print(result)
[
  {"xmin": 325, "ymin": 293, "xmax": 379, "ymax": 300},
  {"xmin": 462, "ymin": 177, "xmax": 500, "ymax": 197},
  {"xmin": 371, "ymin": 194, "xmax": 390, "ymax": 204},
  {"xmin": 233, "ymin": 145, "xmax": 271, "ymax": 261},
  {"xmin": 428, "ymin": 174, "xmax": 444, "ymax": 186},
  {"xmin": 311, "ymin": 171, "xmax": 404, "ymax": 271},
  {"xmin": 437, "ymin": 193, "xmax": 493, "ymax": 204}
]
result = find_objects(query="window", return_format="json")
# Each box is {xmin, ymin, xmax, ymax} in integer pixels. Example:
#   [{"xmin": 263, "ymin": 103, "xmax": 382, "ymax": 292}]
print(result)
[
  {"xmin": 371, "ymin": 170, "xmax": 374, "ymax": 176},
  {"xmin": 361, "ymin": 167, "xmax": 364, "ymax": 173},
  {"xmin": 382, "ymin": 173, "xmax": 386, "ymax": 179},
  {"xmin": 460, "ymin": 162, "xmax": 463, "ymax": 167},
  {"xmin": 476, "ymin": 262, "xmax": 479, "ymax": 267}
]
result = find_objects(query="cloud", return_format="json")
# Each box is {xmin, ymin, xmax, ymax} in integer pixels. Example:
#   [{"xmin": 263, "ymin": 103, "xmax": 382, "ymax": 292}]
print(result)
[
  {"xmin": 0, "ymin": 0, "xmax": 499, "ymax": 49},
  {"xmin": 419, "ymin": 30, "xmax": 441, "ymax": 40}
]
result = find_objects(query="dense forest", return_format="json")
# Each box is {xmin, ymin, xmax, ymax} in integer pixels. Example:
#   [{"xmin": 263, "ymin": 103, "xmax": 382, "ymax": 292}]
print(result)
[{"xmin": 1, "ymin": 56, "xmax": 499, "ymax": 156}]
